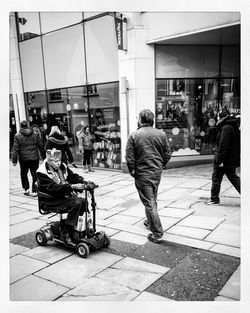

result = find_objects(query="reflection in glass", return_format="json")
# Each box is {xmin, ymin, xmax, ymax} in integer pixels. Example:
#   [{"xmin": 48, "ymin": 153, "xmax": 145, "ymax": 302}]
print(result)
[
  {"xmin": 17, "ymin": 12, "xmax": 40, "ymax": 41},
  {"xmin": 156, "ymin": 45, "xmax": 220, "ymax": 78},
  {"xmin": 155, "ymin": 78, "xmax": 240, "ymax": 156}
]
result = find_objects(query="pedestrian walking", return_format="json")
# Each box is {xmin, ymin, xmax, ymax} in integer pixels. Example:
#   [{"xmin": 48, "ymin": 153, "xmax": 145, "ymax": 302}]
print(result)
[
  {"xmin": 45, "ymin": 125, "xmax": 74, "ymax": 166},
  {"xmin": 11, "ymin": 120, "xmax": 46, "ymax": 196},
  {"xmin": 207, "ymin": 108, "xmax": 240, "ymax": 205},
  {"xmin": 126, "ymin": 109, "xmax": 171, "ymax": 243},
  {"xmin": 77, "ymin": 125, "xmax": 95, "ymax": 173}
]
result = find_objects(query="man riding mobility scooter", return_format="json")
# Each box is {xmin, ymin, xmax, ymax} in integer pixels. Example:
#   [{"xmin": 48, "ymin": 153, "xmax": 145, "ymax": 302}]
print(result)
[{"xmin": 35, "ymin": 148, "xmax": 110, "ymax": 258}]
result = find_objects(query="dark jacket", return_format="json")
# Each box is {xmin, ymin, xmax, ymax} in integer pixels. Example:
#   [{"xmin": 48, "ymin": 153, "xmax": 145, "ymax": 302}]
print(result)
[
  {"xmin": 37, "ymin": 161, "xmax": 84, "ymax": 199},
  {"xmin": 45, "ymin": 133, "xmax": 74, "ymax": 164},
  {"xmin": 214, "ymin": 116, "xmax": 240, "ymax": 168},
  {"xmin": 125, "ymin": 124, "xmax": 171, "ymax": 179},
  {"xmin": 11, "ymin": 127, "xmax": 45, "ymax": 163}
]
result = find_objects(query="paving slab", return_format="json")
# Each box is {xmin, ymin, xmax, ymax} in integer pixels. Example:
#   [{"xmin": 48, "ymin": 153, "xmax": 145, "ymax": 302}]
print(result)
[
  {"xmin": 108, "ymin": 222, "xmax": 149, "ymax": 236},
  {"xmin": 178, "ymin": 215, "xmax": 224, "ymax": 230},
  {"xmin": 9, "ymin": 207, "xmax": 28, "ymax": 216},
  {"xmin": 10, "ymin": 211, "xmax": 41, "ymax": 225},
  {"xmin": 60, "ymin": 276, "xmax": 139, "ymax": 301},
  {"xmin": 163, "ymin": 233, "xmax": 215, "ymax": 250},
  {"xmin": 205, "ymin": 223, "xmax": 240, "ymax": 248},
  {"xmin": 10, "ymin": 219, "xmax": 46, "ymax": 239},
  {"xmin": 95, "ymin": 196, "xmax": 124, "ymax": 210},
  {"xmin": 214, "ymin": 295, "xmax": 236, "ymax": 301},
  {"xmin": 111, "ymin": 231, "xmax": 148, "ymax": 245},
  {"xmin": 9, "ymin": 243, "xmax": 29, "ymax": 258},
  {"xmin": 218, "ymin": 265, "xmax": 240, "ymax": 300},
  {"xmin": 159, "ymin": 207, "xmax": 194, "ymax": 219},
  {"xmin": 21, "ymin": 245, "xmax": 73, "ymax": 264},
  {"xmin": 10, "ymin": 274, "xmax": 69, "ymax": 300},
  {"xmin": 189, "ymin": 189, "xmax": 211, "ymax": 198},
  {"xmin": 192, "ymin": 202, "xmax": 240, "ymax": 225},
  {"xmin": 120, "ymin": 205, "xmax": 146, "ymax": 218},
  {"xmin": 167, "ymin": 197, "xmax": 200, "ymax": 209},
  {"xmin": 209, "ymin": 244, "xmax": 240, "ymax": 258},
  {"xmin": 134, "ymin": 291, "xmax": 172, "ymax": 301},
  {"xmin": 167, "ymin": 225, "xmax": 211, "ymax": 240},
  {"xmin": 158, "ymin": 188, "xmax": 196, "ymax": 201},
  {"xmin": 107, "ymin": 185, "xmax": 138, "ymax": 198},
  {"xmin": 178, "ymin": 179, "xmax": 209, "ymax": 189},
  {"xmin": 106, "ymin": 213, "xmax": 142, "ymax": 225},
  {"xmin": 10, "ymin": 254, "xmax": 49, "ymax": 284},
  {"xmin": 35, "ymin": 252, "xmax": 123, "ymax": 288},
  {"xmin": 96, "ymin": 257, "xmax": 169, "ymax": 291}
]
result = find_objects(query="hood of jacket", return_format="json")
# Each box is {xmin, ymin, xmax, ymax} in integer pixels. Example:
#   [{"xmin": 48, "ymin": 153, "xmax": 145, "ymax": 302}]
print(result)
[
  {"xmin": 216, "ymin": 115, "xmax": 239, "ymax": 130},
  {"xmin": 19, "ymin": 127, "xmax": 33, "ymax": 136},
  {"xmin": 48, "ymin": 133, "xmax": 68, "ymax": 145}
]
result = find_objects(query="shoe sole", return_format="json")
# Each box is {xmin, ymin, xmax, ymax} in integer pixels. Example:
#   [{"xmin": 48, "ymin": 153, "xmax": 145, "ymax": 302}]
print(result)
[{"xmin": 148, "ymin": 234, "xmax": 163, "ymax": 244}]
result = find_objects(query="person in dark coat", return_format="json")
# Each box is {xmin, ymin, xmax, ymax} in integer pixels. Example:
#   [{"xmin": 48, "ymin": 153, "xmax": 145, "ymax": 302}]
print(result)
[
  {"xmin": 207, "ymin": 108, "xmax": 240, "ymax": 205},
  {"xmin": 37, "ymin": 149, "xmax": 88, "ymax": 245},
  {"xmin": 45, "ymin": 126, "xmax": 74, "ymax": 165},
  {"xmin": 11, "ymin": 120, "xmax": 46, "ymax": 196},
  {"xmin": 126, "ymin": 109, "xmax": 171, "ymax": 243}
]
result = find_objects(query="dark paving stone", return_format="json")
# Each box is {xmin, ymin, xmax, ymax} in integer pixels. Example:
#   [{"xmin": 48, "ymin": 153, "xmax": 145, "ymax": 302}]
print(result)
[
  {"xmin": 129, "ymin": 240, "xmax": 194, "ymax": 268},
  {"xmin": 103, "ymin": 239, "xmax": 140, "ymax": 257},
  {"xmin": 146, "ymin": 249, "xmax": 240, "ymax": 301},
  {"xmin": 10, "ymin": 231, "xmax": 38, "ymax": 249}
]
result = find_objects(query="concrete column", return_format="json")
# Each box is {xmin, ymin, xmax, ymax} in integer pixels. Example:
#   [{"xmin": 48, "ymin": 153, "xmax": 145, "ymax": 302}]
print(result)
[
  {"xmin": 9, "ymin": 12, "xmax": 26, "ymax": 131},
  {"xmin": 118, "ymin": 14, "xmax": 155, "ymax": 171}
]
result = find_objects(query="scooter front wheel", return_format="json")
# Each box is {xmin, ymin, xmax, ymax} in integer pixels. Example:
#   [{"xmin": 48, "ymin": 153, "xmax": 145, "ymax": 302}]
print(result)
[
  {"xmin": 76, "ymin": 242, "xmax": 89, "ymax": 258},
  {"xmin": 36, "ymin": 231, "xmax": 47, "ymax": 246}
]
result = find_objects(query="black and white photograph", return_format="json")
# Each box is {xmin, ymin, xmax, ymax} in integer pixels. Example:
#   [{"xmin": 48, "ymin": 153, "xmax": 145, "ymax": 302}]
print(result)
[{"xmin": 2, "ymin": 0, "xmax": 250, "ymax": 312}]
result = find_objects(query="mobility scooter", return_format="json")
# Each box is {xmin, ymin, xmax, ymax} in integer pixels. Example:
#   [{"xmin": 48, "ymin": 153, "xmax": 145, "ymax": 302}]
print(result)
[{"xmin": 35, "ymin": 181, "xmax": 110, "ymax": 258}]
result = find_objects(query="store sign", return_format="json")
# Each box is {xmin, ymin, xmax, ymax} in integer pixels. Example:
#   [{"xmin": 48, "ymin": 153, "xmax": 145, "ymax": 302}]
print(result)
[{"xmin": 115, "ymin": 18, "xmax": 123, "ymax": 50}]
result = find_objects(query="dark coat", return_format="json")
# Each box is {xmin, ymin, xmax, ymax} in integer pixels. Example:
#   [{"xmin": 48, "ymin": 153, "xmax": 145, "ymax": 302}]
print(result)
[
  {"xmin": 214, "ymin": 116, "xmax": 240, "ymax": 168},
  {"xmin": 45, "ymin": 133, "xmax": 74, "ymax": 164},
  {"xmin": 125, "ymin": 124, "xmax": 171, "ymax": 179},
  {"xmin": 37, "ymin": 161, "xmax": 84, "ymax": 199},
  {"xmin": 12, "ymin": 127, "xmax": 45, "ymax": 163}
]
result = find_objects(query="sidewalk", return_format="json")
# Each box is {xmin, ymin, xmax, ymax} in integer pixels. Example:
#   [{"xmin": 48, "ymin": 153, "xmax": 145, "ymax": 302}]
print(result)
[{"xmin": 9, "ymin": 161, "xmax": 240, "ymax": 301}]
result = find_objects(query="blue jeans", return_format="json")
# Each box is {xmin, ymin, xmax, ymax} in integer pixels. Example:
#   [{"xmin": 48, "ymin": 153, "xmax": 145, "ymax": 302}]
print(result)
[
  {"xmin": 211, "ymin": 166, "xmax": 240, "ymax": 202},
  {"xmin": 135, "ymin": 177, "xmax": 163, "ymax": 238}
]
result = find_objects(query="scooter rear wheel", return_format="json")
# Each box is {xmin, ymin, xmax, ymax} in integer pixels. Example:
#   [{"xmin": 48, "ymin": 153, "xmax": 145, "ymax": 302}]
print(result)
[
  {"xmin": 36, "ymin": 231, "xmax": 47, "ymax": 246},
  {"xmin": 76, "ymin": 242, "xmax": 89, "ymax": 258},
  {"xmin": 103, "ymin": 234, "xmax": 111, "ymax": 247}
]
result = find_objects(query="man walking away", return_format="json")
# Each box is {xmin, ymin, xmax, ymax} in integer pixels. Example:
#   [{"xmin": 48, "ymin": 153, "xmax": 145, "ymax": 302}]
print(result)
[
  {"xmin": 126, "ymin": 109, "xmax": 171, "ymax": 243},
  {"xmin": 11, "ymin": 120, "xmax": 46, "ymax": 196},
  {"xmin": 207, "ymin": 108, "xmax": 240, "ymax": 205}
]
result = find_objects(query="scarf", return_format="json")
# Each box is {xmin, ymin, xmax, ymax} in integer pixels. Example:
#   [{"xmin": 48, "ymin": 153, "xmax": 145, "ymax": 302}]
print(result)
[{"xmin": 48, "ymin": 164, "xmax": 67, "ymax": 185}]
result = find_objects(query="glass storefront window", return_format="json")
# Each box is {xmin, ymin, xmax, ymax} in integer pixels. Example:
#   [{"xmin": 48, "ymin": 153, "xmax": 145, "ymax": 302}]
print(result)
[
  {"xmin": 24, "ymin": 90, "xmax": 48, "ymax": 146},
  {"xmin": 88, "ymin": 82, "xmax": 121, "ymax": 169},
  {"xmin": 155, "ymin": 45, "xmax": 220, "ymax": 78},
  {"xmin": 40, "ymin": 12, "xmax": 83, "ymax": 34},
  {"xmin": 17, "ymin": 12, "xmax": 40, "ymax": 41},
  {"xmin": 155, "ymin": 78, "xmax": 240, "ymax": 156}
]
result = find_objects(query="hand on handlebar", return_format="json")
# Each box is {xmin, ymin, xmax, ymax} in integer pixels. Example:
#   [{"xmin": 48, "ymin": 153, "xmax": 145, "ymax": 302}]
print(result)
[{"xmin": 72, "ymin": 183, "xmax": 85, "ymax": 190}]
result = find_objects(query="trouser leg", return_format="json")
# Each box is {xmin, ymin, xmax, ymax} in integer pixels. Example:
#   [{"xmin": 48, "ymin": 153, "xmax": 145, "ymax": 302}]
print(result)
[
  {"xmin": 211, "ymin": 166, "xmax": 224, "ymax": 202},
  {"xmin": 225, "ymin": 167, "xmax": 241, "ymax": 194},
  {"xmin": 135, "ymin": 178, "xmax": 163, "ymax": 238},
  {"xmin": 47, "ymin": 196, "xmax": 87, "ymax": 227},
  {"xmin": 29, "ymin": 159, "xmax": 39, "ymax": 192},
  {"xmin": 19, "ymin": 160, "xmax": 29, "ymax": 190}
]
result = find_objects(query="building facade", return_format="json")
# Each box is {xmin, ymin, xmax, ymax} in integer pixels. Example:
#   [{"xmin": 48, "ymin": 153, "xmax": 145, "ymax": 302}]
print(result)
[{"xmin": 9, "ymin": 12, "xmax": 240, "ymax": 171}]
